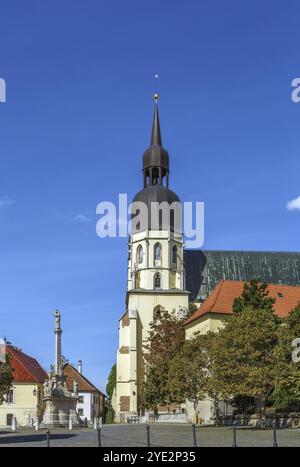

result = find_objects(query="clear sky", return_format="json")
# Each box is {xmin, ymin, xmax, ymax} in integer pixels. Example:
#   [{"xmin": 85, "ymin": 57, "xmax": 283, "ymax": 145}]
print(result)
[{"xmin": 1, "ymin": 0, "xmax": 300, "ymax": 392}]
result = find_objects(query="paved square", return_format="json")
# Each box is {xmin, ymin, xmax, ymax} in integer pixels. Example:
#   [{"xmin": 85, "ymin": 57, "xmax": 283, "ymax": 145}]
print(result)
[{"xmin": 0, "ymin": 424, "xmax": 299, "ymax": 447}]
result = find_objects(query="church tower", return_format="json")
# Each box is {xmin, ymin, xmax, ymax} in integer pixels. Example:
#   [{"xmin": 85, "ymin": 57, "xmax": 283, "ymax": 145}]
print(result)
[{"xmin": 115, "ymin": 96, "xmax": 189, "ymax": 422}]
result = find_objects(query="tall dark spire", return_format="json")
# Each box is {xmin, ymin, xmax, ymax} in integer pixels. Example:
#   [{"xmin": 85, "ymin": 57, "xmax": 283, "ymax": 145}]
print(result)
[
  {"xmin": 143, "ymin": 94, "xmax": 170, "ymax": 188},
  {"xmin": 132, "ymin": 94, "xmax": 181, "ymax": 233},
  {"xmin": 150, "ymin": 95, "xmax": 162, "ymax": 146}
]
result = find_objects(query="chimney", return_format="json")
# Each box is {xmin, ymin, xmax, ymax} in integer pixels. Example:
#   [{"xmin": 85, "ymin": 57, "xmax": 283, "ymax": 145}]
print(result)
[{"xmin": 78, "ymin": 360, "xmax": 82, "ymax": 374}]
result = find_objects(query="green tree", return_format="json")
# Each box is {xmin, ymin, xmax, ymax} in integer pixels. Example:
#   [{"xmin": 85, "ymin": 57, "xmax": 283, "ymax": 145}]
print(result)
[
  {"xmin": 105, "ymin": 364, "xmax": 116, "ymax": 424},
  {"xmin": 143, "ymin": 310, "xmax": 185, "ymax": 410},
  {"xmin": 0, "ymin": 352, "xmax": 13, "ymax": 404},
  {"xmin": 233, "ymin": 279, "xmax": 276, "ymax": 314},
  {"xmin": 106, "ymin": 364, "xmax": 116, "ymax": 400},
  {"xmin": 143, "ymin": 361, "xmax": 171, "ymax": 409},
  {"xmin": 168, "ymin": 333, "xmax": 216, "ymax": 420},
  {"xmin": 210, "ymin": 307, "xmax": 279, "ymax": 417},
  {"xmin": 286, "ymin": 303, "xmax": 300, "ymax": 334},
  {"xmin": 272, "ymin": 304, "xmax": 300, "ymax": 410}
]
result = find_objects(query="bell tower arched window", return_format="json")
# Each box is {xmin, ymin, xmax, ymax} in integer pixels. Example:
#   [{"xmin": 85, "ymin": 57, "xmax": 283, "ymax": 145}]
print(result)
[
  {"xmin": 154, "ymin": 272, "xmax": 161, "ymax": 289},
  {"xmin": 154, "ymin": 243, "xmax": 161, "ymax": 262},
  {"xmin": 137, "ymin": 245, "xmax": 143, "ymax": 265}
]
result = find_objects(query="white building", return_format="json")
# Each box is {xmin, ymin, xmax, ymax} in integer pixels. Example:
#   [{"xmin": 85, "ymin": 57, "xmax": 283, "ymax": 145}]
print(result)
[{"xmin": 63, "ymin": 361, "xmax": 105, "ymax": 423}]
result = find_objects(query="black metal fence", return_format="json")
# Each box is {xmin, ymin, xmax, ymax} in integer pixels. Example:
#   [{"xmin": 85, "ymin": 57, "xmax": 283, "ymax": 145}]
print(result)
[{"xmin": 43, "ymin": 420, "xmax": 281, "ymax": 448}]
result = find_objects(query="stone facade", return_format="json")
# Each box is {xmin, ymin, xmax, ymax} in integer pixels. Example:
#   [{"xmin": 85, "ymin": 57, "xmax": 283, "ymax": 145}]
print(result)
[{"xmin": 0, "ymin": 382, "xmax": 45, "ymax": 427}]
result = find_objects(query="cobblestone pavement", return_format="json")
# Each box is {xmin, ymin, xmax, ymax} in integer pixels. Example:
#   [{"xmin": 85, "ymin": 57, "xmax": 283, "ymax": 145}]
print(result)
[{"xmin": 0, "ymin": 424, "xmax": 299, "ymax": 447}]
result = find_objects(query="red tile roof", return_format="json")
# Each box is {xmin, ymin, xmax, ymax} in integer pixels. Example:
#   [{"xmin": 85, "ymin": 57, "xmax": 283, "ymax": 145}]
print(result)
[
  {"xmin": 6, "ymin": 345, "xmax": 48, "ymax": 384},
  {"xmin": 184, "ymin": 280, "xmax": 300, "ymax": 326},
  {"xmin": 63, "ymin": 363, "xmax": 105, "ymax": 395}
]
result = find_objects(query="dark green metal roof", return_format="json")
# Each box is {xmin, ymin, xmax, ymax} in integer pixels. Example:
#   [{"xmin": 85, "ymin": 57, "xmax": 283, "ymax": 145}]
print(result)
[{"xmin": 184, "ymin": 250, "xmax": 300, "ymax": 301}]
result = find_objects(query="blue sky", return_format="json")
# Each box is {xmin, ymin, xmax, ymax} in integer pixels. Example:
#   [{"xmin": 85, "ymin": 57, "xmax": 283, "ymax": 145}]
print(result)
[{"xmin": 0, "ymin": 0, "xmax": 300, "ymax": 392}]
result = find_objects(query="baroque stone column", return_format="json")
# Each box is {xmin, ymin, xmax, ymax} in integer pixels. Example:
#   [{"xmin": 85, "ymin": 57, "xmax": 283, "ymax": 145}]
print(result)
[
  {"xmin": 41, "ymin": 310, "xmax": 81, "ymax": 427},
  {"xmin": 54, "ymin": 310, "xmax": 62, "ymax": 375}
]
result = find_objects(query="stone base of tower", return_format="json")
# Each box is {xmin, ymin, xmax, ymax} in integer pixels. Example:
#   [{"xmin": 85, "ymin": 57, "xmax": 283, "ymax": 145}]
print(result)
[
  {"xmin": 115, "ymin": 377, "xmax": 139, "ymax": 423},
  {"xmin": 116, "ymin": 290, "xmax": 189, "ymax": 422}
]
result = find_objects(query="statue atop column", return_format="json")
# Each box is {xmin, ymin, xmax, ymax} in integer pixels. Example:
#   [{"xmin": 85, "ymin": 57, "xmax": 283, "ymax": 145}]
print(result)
[
  {"xmin": 54, "ymin": 310, "xmax": 61, "ymax": 327},
  {"xmin": 41, "ymin": 310, "xmax": 82, "ymax": 427}
]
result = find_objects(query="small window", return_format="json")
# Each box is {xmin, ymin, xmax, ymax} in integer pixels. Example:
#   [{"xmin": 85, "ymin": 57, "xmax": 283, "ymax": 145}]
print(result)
[
  {"xmin": 172, "ymin": 245, "xmax": 177, "ymax": 266},
  {"xmin": 154, "ymin": 243, "xmax": 161, "ymax": 261},
  {"xmin": 78, "ymin": 408, "xmax": 84, "ymax": 416},
  {"xmin": 6, "ymin": 414, "xmax": 14, "ymax": 426},
  {"xmin": 78, "ymin": 396, "xmax": 84, "ymax": 404},
  {"xmin": 137, "ymin": 245, "xmax": 143, "ymax": 264},
  {"xmin": 154, "ymin": 273, "xmax": 161, "ymax": 289},
  {"xmin": 6, "ymin": 389, "xmax": 14, "ymax": 404}
]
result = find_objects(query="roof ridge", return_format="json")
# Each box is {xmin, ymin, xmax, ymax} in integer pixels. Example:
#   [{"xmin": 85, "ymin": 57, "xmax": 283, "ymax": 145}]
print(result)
[
  {"xmin": 7, "ymin": 345, "xmax": 43, "ymax": 383},
  {"xmin": 218, "ymin": 280, "xmax": 300, "ymax": 289},
  {"xmin": 71, "ymin": 365, "xmax": 98, "ymax": 391},
  {"xmin": 184, "ymin": 280, "xmax": 224, "ymax": 325},
  {"xmin": 64, "ymin": 363, "xmax": 105, "ymax": 395},
  {"xmin": 209, "ymin": 280, "xmax": 224, "ymax": 312},
  {"xmin": 193, "ymin": 249, "xmax": 300, "ymax": 254}
]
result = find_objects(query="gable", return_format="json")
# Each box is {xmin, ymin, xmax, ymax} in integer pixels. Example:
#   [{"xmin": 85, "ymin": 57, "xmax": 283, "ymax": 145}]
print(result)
[
  {"xmin": 63, "ymin": 364, "xmax": 104, "ymax": 395},
  {"xmin": 7, "ymin": 345, "xmax": 47, "ymax": 384}
]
